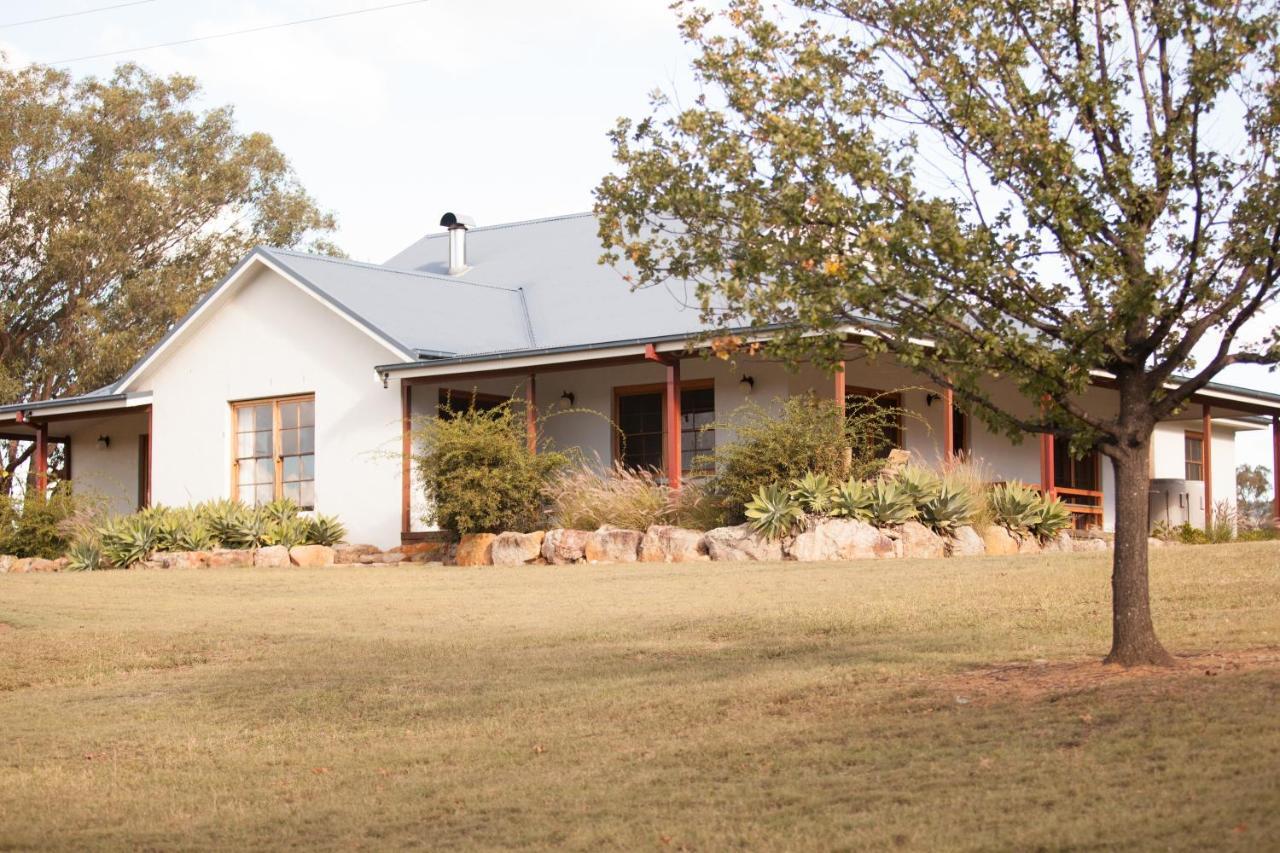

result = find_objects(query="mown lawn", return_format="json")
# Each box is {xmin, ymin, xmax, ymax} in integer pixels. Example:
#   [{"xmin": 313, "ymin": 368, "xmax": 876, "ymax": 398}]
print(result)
[{"xmin": 0, "ymin": 543, "xmax": 1277, "ymax": 851}]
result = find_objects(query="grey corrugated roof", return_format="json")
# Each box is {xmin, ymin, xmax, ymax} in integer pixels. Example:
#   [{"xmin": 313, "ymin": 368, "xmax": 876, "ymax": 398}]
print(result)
[
  {"xmin": 261, "ymin": 247, "xmax": 533, "ymax": 356},
  {"xmin": 383, "ymin": 213, "xmax": 713, "ymax": 350}
]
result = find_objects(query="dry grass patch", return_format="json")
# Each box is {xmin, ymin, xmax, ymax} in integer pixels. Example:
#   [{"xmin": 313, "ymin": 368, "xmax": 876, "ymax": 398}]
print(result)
[{"xmin": 0, "ymin": 543, "xmax": 1277, "ymax": 850}]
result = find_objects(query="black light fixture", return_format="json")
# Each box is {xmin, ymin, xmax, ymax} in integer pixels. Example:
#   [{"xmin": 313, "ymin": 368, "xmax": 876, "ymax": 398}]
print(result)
[
  {"xmin": 739, "ymin": 375, "xmax": 755, "ymax": 391},
  {"xmin": 96, "ymin": 435, "xmax": 110, "ymax": 450},
  {"xmin": 925, "ymin": 392, "xmax": 940, "ymax": 407},
  {"xmin": 560, "ymin": 390, "xmax": 576, "ymax": 407}
]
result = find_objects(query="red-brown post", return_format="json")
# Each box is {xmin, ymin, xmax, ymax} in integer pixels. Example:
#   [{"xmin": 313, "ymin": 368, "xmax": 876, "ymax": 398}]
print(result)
[
  {"xmin": 834, "ymin": 361, "xmax": 846, "ymax": 417},
  {"xmin": 943, "ymin": 387, "xmax": 955, "ymax": 463},
  {"xmin": 33, "ymin": 420, "xmax": 48, "ymax": 494},
  {"xmin": 1202, "ymin": 404, "xmax": 1213, "ymax": 525},
  {"xmin": 1272, "ymin": 414, "xmax": 1279, "ymax": 523},
  {"xmin": 400, "ymin": 382, "xmax": 412, "ymax": 535},
  {"xmin": 665, "ymin": 359, "xmax": 681, "ymax": 490},
  {"xmin": 1041, "ymin": 432, "xmax": 1055, "ymax": 497},
  {"xmin": 526, "ymin": 373, "xmax": 537, "ymax": 454}
]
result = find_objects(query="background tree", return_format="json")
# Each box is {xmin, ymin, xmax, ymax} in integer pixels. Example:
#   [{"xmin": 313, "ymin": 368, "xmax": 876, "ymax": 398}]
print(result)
[
  {"xmin": 596, "ymin": 0, "xmax": 1280, "ymax": 665},
  {"xmin": 1236, "ymin": 463, "xmax": 1273, "ymax": 526},
  {"xmin": 0, "ymin": 61, "xmax": 337, "ymax": 407}
]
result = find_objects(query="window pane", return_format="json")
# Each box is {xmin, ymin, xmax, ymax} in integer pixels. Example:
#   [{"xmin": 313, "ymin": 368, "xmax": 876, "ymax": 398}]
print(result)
[
  {"xmin": 280, "ymin": 429, "xmax": 298, "ymax": 455},
  {"xmin": 299, "ymin": 400, "xmax": 314, "ymax": 427},
  {"xmin": 301, "ymin": 454, "xmax": 315, "ymax": 480},
  {"xmin": 299, "ymin": 427, "xmax": 315, "ymax": 453},
  {"xmin": 282, "ymin": 455, "xmax": 299, "ymax": 481},
  {"xmin": 237, "ymin": 407, "xmax": 255, "ymax": 431},
  {"xmin": 237, "ymin": 433, "xmax": 255, "ymax": 458},
  {"xmin": 283, "ymin": 482, "xmax": 301, "ymax": 504},
  {"xmin": 299, "ymin": 481, "xmax": 315, "ymax": 509},
  {"xmin": 238, "ymin": 484, "xmax": 255, "ymax": 503},
  {"xmin": 255, "ymin": 483, "xmax": 274, "ymax": 505},
  {"xmin": 280, "ymin": 403, "xmax": 298, "ymax": 429},
  {"xmin": 254, "ymin": 431, "xmax": 272, "ymax": 456},
  {"xmin": 254, "ymin": 405, "xmax": 272, "ymax": 431},
  {"xmin": 254, "ymin": 458, "xmax": 274, "ymax": 484}
]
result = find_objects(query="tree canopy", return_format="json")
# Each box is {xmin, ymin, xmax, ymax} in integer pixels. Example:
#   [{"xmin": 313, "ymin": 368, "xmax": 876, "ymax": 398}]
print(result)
[
  {"xmin": 0, "ymin": 62, "xmax": 337, "ymax": 405},
  {"xmin": 596, "ymin": 0, "xmax": 1280, "ymax": 665}
]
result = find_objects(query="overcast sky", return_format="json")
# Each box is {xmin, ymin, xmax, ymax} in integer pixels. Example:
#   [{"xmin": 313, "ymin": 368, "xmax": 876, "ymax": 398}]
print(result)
[{"xmin": 2, "ymin": 0, "xmax": 1275, "ymax": 471}]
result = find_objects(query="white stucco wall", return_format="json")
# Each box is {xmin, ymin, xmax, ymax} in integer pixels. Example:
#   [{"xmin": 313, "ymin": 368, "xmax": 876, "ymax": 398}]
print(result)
[
  {"xmin": 129, "ymin": 266, "xmax": 406, "ymax": 547},
  {"xmin": 62, "ymin": 412, "xmax": 149, "ymax": 516}
]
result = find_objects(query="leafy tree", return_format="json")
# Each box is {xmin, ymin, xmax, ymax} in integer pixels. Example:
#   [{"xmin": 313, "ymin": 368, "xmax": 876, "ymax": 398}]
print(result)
[
  {"xmin": 0, "ymin": 62, "xmax": 338, "ymax": 406},
  {"xmin": 1236, "ymin": 463, "xmax": 1273, "ymax": 524},
  {"xmin": 596, "ymin": 0, "xmax": 1280, "ymax": 664}
]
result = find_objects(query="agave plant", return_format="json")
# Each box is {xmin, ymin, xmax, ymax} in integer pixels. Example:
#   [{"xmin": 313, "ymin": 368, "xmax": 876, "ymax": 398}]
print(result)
[
  {"xmin": 99, "ymin": 516, "xmax": 160, "ymax": 568},
  {"xmin": 867, "ymin": 480, "xmax": 918, "ymax": 526},
  {"xmin": 203, "ymin": 499, "xmax": 249, "ymax": 549},
  {"xmin": 264, "ymin": 516, "xmax": 311, "ymax": 549},
  {"xmin": 1028, "ymin": 495, "xmax": 1073, "ymax": 540},
  {"xmin": 64, "ymin": 539, "xmax": 102, "ymax": 572},
  {"xmin": 788, "ymin": 471, "xmax": 837, "ymax": 515},
  {"xmin": 744, "ymin": 484, "xmax": 805, "ymax": 540},
  {"xmin": 306, "ymin": 514, "xmax": 348, "ymax": 546},
  {"xmin": 261, "ymin": 497, "xmax": 300, "ymax": 525},
  {"xmin": 989, "ymin": 482, "xmax": 1042, "ymax": 531},
  {"xmin": 894, "ymin": 464, "xmax": 942, "ymax": 508},
  {"xmin": 918, "ymin": 482, "xmax": 975, "ymax": 533},
  {"xmin": 170, "ymin": 517, "xmax": 217, "ymax": 552},
  {"xmin": 226, "ymin": 508, "xmax": 270, "ymax": 549},
  {"xmin": 829, "ymin": 478, "xmax": 874, "ymax": 521}
]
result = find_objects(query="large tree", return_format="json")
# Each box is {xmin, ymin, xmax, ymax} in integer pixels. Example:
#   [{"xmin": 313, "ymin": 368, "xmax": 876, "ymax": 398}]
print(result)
[
  {"xmin": 596, "ymin": 0, "xmax": 1280, "ymax": 665},
  {"xmin": 0, "ymin": 62, "xmax": 337, "ymax": 406}
]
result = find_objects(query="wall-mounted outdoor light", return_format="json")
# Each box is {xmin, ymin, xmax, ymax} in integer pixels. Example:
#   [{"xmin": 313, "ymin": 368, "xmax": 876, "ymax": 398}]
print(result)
[
  {"xmin": 925, "ymin": 393, "xmax": 940, "ymax": 407},
  {"xmin": 560, "ymin": 391, "xmax": 576, "ymax": 407},
  {"xmin": 739, "ymin": 375, "xmax": 755, "ymax": 392},
  {"xmin": 96, "ymin": 435, "xmax": 111, "ymax": 450}
]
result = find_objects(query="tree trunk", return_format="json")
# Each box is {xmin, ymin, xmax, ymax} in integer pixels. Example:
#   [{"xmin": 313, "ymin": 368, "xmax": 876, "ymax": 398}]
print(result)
[{"xmin": 1104, "ymin": 440, "xmax": 1175, "ymax": 666}]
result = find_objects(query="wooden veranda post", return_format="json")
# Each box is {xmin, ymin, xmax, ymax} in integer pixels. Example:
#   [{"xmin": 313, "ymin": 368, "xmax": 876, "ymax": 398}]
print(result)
[
  {"xmin": 526, "ymin": 373, "xmax": 537, "ymax": 454},
  {"xmin": 943, "ymin": 387, "xmax": 955, "ymax": 463},
  {"xmin": 1202, "ymin": 404, "xmax": 1213, "ymax": 526},
  {"xmin": 1273, "ymin": 414, "xmax": 1280, "ymax": 523},
  {"xmin": 400, "ymin": 382, "xmax": 412, "ymax": 536},
  {"xmin": 644, "ymin": 344, "xmax": 681, "ymax": 490},
  {"xmin": 33, "ymin": 421, "xmax": 48, "ymax": 494}
]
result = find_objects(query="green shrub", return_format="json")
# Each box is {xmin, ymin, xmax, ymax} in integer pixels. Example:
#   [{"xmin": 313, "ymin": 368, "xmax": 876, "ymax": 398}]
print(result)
[
  {"xmin": 789, "ymin": 471, "xmax": 837, "ymax": 514},
  {"xmin": 99, "ymin": 515, "xmax": 160, "ymax": 568},
  {"xmin": 867, "ymin": 480, "xmax": 917, "ymax": 526},
  {"xmin": 894, "ymin": 464, "xmax": 942, "ymax": 507},
  {"xmin": 264, "ymin": 515, "xmax": 311, "ymax": 549},
  {"xmin": 0, "ymin": 486, "xmax": 93, "ymax": 558},
  {"xmin": 829, "ymin": 478, "xmax": 874, "ymax": 521},
  {"xmin": 918, "ymin": 482, "xmax": 975, "ymax": 533},
  {"xmin": 989, "ymin": 482, "xmax": 1041, "ymax": 531},
  {"xmin": 1175, "ymin": 522, "xmax": 1210, "ymax": 544},
  {"xmin": 306, "ymin": 514, "xmax": 347, "ymax": 546},
  {"xmin": 414, "ymin": 400, "xmax": 570, "ymax": 535},
  {"xmin": 704, "ymin": 393, "xmax": 905, "ymax": 523},
  {"xmin": 1028, "ymin": 495, "xmax": 1072, "ymax": 540},
  {"xmin": 744, "ymin": 483, "xmax": 805, "ymax": 540},
  {"xmin": 64, "ymin": 539, "xmax": 102, "ymax": 572}
]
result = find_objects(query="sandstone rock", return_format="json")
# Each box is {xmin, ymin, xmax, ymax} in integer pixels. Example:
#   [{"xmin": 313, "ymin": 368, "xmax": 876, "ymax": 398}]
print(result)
[
  {"xmin": 399, "ymin": 540, "xmax": 451, "ymax": 559},
  {"xmin": 359, "ymin": 551, "xmax": 405, "ymax": 564},
  {"xmin": 541, "ymin": 529, "xmax": 591, "ymax": 565},
  {"xmin": 1073, "ymin": 537, "xmax": 1108, "ymax": 552},
  {"xmin": 787, "ymin": 518, "xmax": 896, "ymax": 561},
  {"xmin": 638, "ymin": 526, "xmax": 708, "ymax": 563},
  {"xmin": 455, "ymin": 533, "xmax": 497, "ymax": 566},
  {"xmin": 154, "ymin": 551, "xmax": 211, "ymax": 570},
  {"xmin": 584, "ymin": 526, "xmax": 643, "ymax": 563},
  {"xmin": 208, "ymin": 549, "xmax": 255, "ymax": 568},
  {"xmin": 898, "ymin": 520, "xmax": 945, "ymax": 560},
  {"xmin": 29, "ymin": 558, "xmax": 61, "ymax": 573},
  {"xmin": 878, "ymin": 448, "xmax": 913, "ymax": 481},
  {"xmin": 1148, "ymin": 536, "xmax": 1166, "ymax": 549},
  {"xmin": 1016, "ymin": 534, "xmax": 1042, "ymax": 554},
  {"xmin": 491, "ymin": 531, "xmax": 546, "ymax": 566},
  {"xmin": 1040, "ymin": 531, "xmax": 1075, "ymax": 553},
  {"xmin": 8, "ymin": 558, "xmax": 32, "ymax": 574},
  {"xmin": 0, "ymin": 555, "xmax": 13, "ymax": 573},
  {"xmin": 254, "ymin": 545, "xmax": 291, "ymax": 568},
  {"xmin": 334, "ymin": 543, "xmax": 381, "ymax": 564},
  {"xmin": 704, "ymin": 524, "xmax": 785, "ymax": 562},
  {"xmin": 981, "ymin": 526, "xmax": 1020, "ymax": 556},
  {"xmin": 948, "ymin": 526, "xmax": 985, "ymax": 557},
  {"xmin": 289, "ymin": 545, "xmax": 335, "ymax": 568}
]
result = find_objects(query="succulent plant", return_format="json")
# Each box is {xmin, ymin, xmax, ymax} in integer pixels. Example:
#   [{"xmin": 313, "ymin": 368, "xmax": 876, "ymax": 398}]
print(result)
[
  {"xmin": 788, "ymin": 471, "xmax": 837, "ymax": 515},
  {"xmin": 894, "ymin": 464, "xmax": 942, "ymax": 507},
  {"xmin": 99, "ymin": 516, "xmax": 160, "ymax": 568},
  {"xmin": 989, "ymin": 482, "xmax": 1042, "ymax": 531},
  {"xmin": 306, "ymin": 514, "xmax": 347, "ymax": 546},
  {"xmin": 918, "ymin": 482, "xmax": 975, "ymax": 533},
  {"xmin": 829, "ymin": 478, "xmax": 874, "ymax": 522},
  {"xmin": 1028, "ymin": 495, "xmax": 1073, "ymax": 540},
  {"xmin": 867, "ymin": 480, "xmax": 918, "ymax": 526},
  {"xmin": 744, "ymin": 484, "xmax": 805, "ymax": 540},
  {"xmin": 64, "ymin": 539, "xmax": 102, "ymax": 572}
]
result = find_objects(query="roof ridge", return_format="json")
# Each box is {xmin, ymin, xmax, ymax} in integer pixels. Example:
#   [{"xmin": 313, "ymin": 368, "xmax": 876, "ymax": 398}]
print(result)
[
  {"xmin": 260, "ymin": 246, "xmax": 521, "ymax": 293},
  {"xmin": 404, "ymin": 211, "xmax": 595, "ymax": 241}
]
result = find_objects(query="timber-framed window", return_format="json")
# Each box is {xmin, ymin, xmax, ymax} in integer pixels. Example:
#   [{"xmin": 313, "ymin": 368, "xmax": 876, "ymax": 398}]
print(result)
[
  {"xmin": 1185, "ymin": 432, "xmax": 1204, "ymax": 481},
  {"xmin": 845, "ymin": 386, "xmax": 903, "ymax": 458},
  {"xmin": 232, "ymin": 395, "xmax": 315, "ymax": 508},
  {"xmin": 613, "ymin": 380, "xmax": 715, "ymax": 473}
]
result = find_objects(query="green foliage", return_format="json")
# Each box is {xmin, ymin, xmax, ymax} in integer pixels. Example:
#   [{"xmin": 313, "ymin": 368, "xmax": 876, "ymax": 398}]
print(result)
[
  {"xmin": 789, "ymin": 471, "xmax": 837, "ymax": 515},
  {"xmin": 1028, "ymin": 496, "xmax": 1073, "ymax": 541},
  {"xmin": 989, "ymin": 483, "xmax": 1042, "ymax": 532},
  {"xmin": 744, "ymin": 484, "xmax": 805, "ymax": 540},
  {"xmin": 867, "ymin": 481, "xmax": 917, "ymax": 526},
  {"xmin": 306, "ymin": 514, "xmax": 347, "ymax": 547},
  {"xmin": 894, "ymin": 464, "xmax": 941, "ymax": 506},
  {"xmin": 0, "ymin": 487, "xmax": 92, "ymax": 558},
  {"xmin": 64, "ymin": 539, "xmax": 102, "ymax": 572},
  {"xmin": 829, "ymin": 478, "xmax": 874, "ymax": 522},
  {"xmin": 99, "ymin": 515, "xmax": 160, "ymax": 568},
  {"xmin": 264, "ymin": 516, "xmax": 311, "ymax": 549},
  {"xmin": 0, "ymin": 62, "xmax": 337, "ymax": 406},
  {"xmin": 262, "ymin": 498, "xmax": 301, "ymax": 525},
  {"xmin": 704, "ymin": 394, "xmax": 901, "ymax": 523},
  {"xmin": 545, "ymin": 464, "xmax": 725, "ymax": 531},
  {"xmin": 918, "ymin": 482, "xmax": 975, "ymax": 534},
  {"xmin": 414, "ymin": 400, "xmax": 570, "ymax": 535}
]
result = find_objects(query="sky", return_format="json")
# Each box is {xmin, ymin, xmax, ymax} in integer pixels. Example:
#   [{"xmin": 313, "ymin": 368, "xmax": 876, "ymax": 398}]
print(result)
[{"xmin": 1, "ymin": 0, "xmax": 1275, "ymax": 473}]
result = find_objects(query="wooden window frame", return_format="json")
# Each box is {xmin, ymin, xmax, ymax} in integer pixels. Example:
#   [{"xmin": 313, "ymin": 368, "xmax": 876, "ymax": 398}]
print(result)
[
  {"xmin": 1184, "ymin": 430, "xmax": 1205, "ymax": 482},
  {"xmin": 230, "ymin": 393, "xmax": 316, "ymax": 508},
  {"xmin": 612, "ymin": 379, "xmax": 715, "ymax": 474},
  {"xmin": 437, "ymin": 388, "xmax": 509, "ymax": 415}
]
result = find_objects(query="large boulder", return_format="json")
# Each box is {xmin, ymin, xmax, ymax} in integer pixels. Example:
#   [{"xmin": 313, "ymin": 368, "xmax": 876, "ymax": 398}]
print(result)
[
  {"xmin": 898, "ymin": 520, "xmax": 945, "ymax": 560},
  {"xmin": 254, "ymin": 545, "xmax": 290, "ymax": 568},
  {"xmin": 1016, "ymin": 534, "xmax": 1042, "ymax": 554},
  {"xmin": 1072, "ymin": 536, "xmax": 1108, "ymax": 552},
  {"xmin": 1040, "ymin": 530, "xmax": 1075, "ymax": 553},
  {"xmin": 981, "ymin": 526, "xmax": 1020, "ymax": 556},
  {"xmin": 541, "ymin": 529, "xmax": 590, "ymax": 565},
  {"xmin": 155, "ymin": 551, "xmax": 211, "ymax": 570},
  {"xmin": 787, "ymin": 518, "xmax": 896, "ymax": 562},
  {"xmin": 0, "ymin": 555, "xmax": 14, "ymax": 573},
  {"xmin": 584, "ymin": 526, "xmax": 643, "ymax": 563},
  {"xmin": 454, "ymin": 533, "xmax": 496, "ymax": 566},
  {"xmin": 491, "ymin": 531, "xmax": 546, "ymax": 566},
  {"xmin": 638, "ymin": 526, "xmax": 708, "ymax": 563},
  {"xmin": 334, "ymin": 543, "xmax": 381, "ymax": 564},
  {"xmin": 400, "ymin": 540, "xmax": 452, "ymax": 561},
  {"xmin": 29, "ymin": 558, "xmax": 61, "ymax": 573},
  {"xmin": 208, "ymin": 548, "xmax": 256, "ymax": 568},
  {"xmin": 948, "ymin": 526, "xmax": 985, "ymax": 557},
  {"xmin": 359, "ymin": 551, "xmax": 405, "ymax": 564},
  {"xmin": 7, "ymin": 558, "xmax": 33, "ymax": 574},
  {"xmin": 289, "ymin": 545, "xmax": 335, "ymax": 568},
  {"xmin": 704, "ymin": 524, "xmax": 785, "ymax": 562}
]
